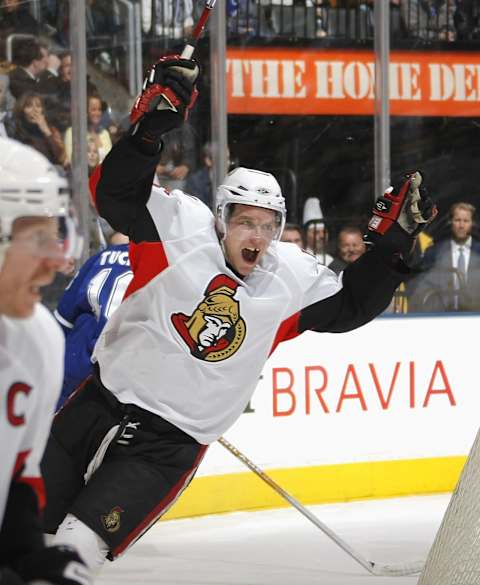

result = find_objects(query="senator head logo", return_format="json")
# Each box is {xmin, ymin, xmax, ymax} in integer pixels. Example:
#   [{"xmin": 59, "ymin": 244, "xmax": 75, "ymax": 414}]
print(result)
[
  {"xmin": 101, "ymin": 506, "xmax": 123, "ymax": 533},
  {"xmin": 171, "ymin": 275, "xmax": 246, "ymax": 362}
]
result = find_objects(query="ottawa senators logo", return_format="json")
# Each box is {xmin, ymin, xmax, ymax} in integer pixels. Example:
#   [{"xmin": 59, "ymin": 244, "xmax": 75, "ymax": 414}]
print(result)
[
  {"xmin": 171, "ymin": 275, "xmax": 246, "ymax": 362},
  {"xmin": 101, "ymin": 506, "xmax": 123, "ymax": 533}
]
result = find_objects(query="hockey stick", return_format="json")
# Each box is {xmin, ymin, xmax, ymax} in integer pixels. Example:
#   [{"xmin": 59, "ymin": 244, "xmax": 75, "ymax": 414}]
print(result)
[
  {"xmin": 218, "ymin": 436, "xmax": 424, "ymax": 577},
  {"xmin": 181, "ymin": 0, "xmax": 217, "ymax": 59}
]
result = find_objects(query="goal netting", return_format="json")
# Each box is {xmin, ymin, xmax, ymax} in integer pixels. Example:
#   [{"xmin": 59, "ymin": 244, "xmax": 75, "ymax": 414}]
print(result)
[{"xmin": 419, "ymin": 428, "xmax": 480, "ymax": 585}]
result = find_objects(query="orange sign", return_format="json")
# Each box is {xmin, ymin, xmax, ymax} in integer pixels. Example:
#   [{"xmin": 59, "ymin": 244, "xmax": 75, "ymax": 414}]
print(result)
[{"xmin": 227, "ymin": 48, "xmax": 480, "ymax": 117}]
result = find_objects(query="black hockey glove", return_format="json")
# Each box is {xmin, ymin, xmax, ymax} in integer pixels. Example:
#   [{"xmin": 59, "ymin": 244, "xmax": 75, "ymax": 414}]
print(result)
[
  {"xmin": 14, "ymin": 545, "xmax": 91, "ymax": 585},
  {"xmin": 129, "ymin": 55, "xmax": 199, "ymax": 154},
  {"xmin": 366, "ymin": 171, "xmax": 437, "ymax": 266}
]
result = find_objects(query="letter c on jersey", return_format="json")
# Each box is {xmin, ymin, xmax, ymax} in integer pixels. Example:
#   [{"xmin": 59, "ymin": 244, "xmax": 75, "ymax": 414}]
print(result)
[{"xmin": 7, "ymin": 382, "xmax": 32, "ymax": 426}]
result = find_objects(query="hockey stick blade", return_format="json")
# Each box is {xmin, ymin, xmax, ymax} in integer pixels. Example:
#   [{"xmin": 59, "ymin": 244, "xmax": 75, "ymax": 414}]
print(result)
[
  {"xmin": 369, "ymin": 560, "xmax": 425, "ymax": 577},
  {"xmin": 218, "ymin": 436, "xmax": 424, "ymax": 577}
]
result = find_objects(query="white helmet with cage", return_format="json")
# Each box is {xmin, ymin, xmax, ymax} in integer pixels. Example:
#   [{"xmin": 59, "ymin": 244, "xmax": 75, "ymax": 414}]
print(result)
[
  {"xmin": 0, "ymin": 137, "xmax": 83, "ymax": 266},
  {"xmin": 216, "ymin": 167, "xmax": 286, "ymax": 241}
]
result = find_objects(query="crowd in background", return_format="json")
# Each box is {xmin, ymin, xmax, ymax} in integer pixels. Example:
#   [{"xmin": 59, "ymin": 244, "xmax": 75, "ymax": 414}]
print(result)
[{"xmin": 0, "ymin": 37, "xmax": 118, "ymax": 170}]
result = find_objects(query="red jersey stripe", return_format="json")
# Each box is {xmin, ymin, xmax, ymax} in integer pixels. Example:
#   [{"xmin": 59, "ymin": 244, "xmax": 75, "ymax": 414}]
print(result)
[
  {"xmin": 19, "ymin": 476, "xmax": 46, "ymax": 510},
  {"xmin": 269, "ymin": 311, "xmax": 301, "ymax": 356},
  {"xmin": 124, "ymin": 241, "xmax": 169, "ymax": 299},
  {"xmin": 12, "ymin": 449, "xmax": 30, "ymax": 479}
]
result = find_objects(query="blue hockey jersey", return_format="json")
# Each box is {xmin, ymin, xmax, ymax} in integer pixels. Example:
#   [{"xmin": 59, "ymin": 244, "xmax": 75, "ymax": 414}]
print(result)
[{"xmin": 54, "ymin": 244, "xmax": 133, "ymax": 407}]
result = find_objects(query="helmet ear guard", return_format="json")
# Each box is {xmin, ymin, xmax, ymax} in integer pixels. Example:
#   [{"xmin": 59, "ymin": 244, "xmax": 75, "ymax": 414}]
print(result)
[{"xmin": 216, "ymin": 167, "xmax": 286, "ymax": 242}]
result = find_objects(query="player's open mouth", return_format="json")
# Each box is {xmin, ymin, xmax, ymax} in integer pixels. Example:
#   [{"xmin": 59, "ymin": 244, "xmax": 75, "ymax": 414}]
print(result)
[{"xmin": 242, "ymin": 247, "xmax": 260, "ymax": 263}]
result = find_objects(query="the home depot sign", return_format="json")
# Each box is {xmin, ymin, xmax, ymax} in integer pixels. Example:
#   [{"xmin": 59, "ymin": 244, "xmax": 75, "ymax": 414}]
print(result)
[{"xmin": 227, "ymin": 48, "xmax": 480, "ymax": 116}]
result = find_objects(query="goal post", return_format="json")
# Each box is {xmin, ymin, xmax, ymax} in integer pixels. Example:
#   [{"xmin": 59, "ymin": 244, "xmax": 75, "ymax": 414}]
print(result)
[{"xmin": 418, "ymin": 427, "xmax": 480, "ymax": 584}]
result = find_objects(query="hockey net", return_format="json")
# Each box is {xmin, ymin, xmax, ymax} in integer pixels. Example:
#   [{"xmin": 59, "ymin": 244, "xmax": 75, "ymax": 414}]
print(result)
[{"xmin": 419, "ymin": 427, "xmax": 480, "ymax": 585}]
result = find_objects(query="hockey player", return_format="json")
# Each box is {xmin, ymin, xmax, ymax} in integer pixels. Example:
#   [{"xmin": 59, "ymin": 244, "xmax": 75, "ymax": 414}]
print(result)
[
  {"xmin": 54, "ymin": 232, "xmax": 132, "ymax": 409},
  {"xmin": 40, "ymin": 56, "xmax": 436, "ymax": 573},
  {"xmin": 0, "ymin": 137, "xmax": 90, "ymax": 585}
]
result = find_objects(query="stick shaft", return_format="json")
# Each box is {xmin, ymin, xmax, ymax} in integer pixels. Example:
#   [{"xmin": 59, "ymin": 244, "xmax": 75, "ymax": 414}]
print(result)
[
  {"xmin": 181, "ymin": 0, "xmax": 217, "ymax": 58},
  {"xmin": 218, "ymin": 436, "xmax": 423, "ymax": 577},
  {"xmin": 192, "ymin": 4, "xmax": 214, "ymax": 41}
]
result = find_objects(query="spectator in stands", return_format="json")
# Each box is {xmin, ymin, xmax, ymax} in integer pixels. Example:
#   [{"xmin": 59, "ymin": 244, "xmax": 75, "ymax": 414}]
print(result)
[
  {"xmin": 0, "ymin": 0, "xmax": 40, "ymax": 41},
  {"xmin": 38, "ymin": 40, "xmax": 61, "ymax": 91},
  {"xmin": 228, "ymin": 0, "xmax": 258, "ymax": 36},
  {"xmin": 7, "ymin": 91, "xmax": 66, "ymax": 166},
  {"xmin": 185, "ymin": 141, "xmax": 214, "ymax": 207},
  {"xmin": 258, "ymin": 0, "xmax": 320, "ymax": 39},
  {"xmin": 0, "ymin": 73, "xmax": 14, "ymax": 137},
  {"xmin": 409, "ymin": 202, "xmax": 480, "ymax": 312},
  {"xmin": 302, "ymin": 195, "xmax": 332, "ymax": 264},
  {"xmin": 46, "ymin": 50, "xmax": 73, "ymax": 132},
  {"xmin": 393, "ymin": 0, "xmax": 456, "ymax": 40},
  {"xmin": 153, "ymin": 0, "xmax": 194, "ymax": 38},
  {"xmin": 64, "ymin": 94, "xmax": 112, "ymax": 166},
  {"xmin": 155, "ymin": 124, "xmax": 196, "ymax": 191},
  {"xmin": 304, "ymin": 220, "xmax": 333, "ymax": 265},
  {"xmin": 185, "ymin": 141, "xmax": 231, "ymax": 209},
  {"xmin": 86, "ymin": 0, "xmax": 121, "ymax": 73},
  {"xmin": 86, "ymin": 133, "xmax": 101, "ymax": 176},
  {"xmin": 328, "ymin": 225, "xmax": 366, "ymax": 274},
  {"xmin": 281, "ymin": 223, "xmax": 305, "ymax": 248},
  {"xmin": 141, "ymin": 0, "xmax": 196, "ymax": 39},
  {"xmin": 44, "ymin": 51, "xmax": 98, "ymax": 133},
  {"xmin": 58, "ymin": 50, "xmax": 73, "ymax": 83},
  {"xmin": 454, "ymin": 0, "xmax": 478, "ymax": 40},
  {"xmin": 39, "ymin": 0, "xmax": 69, "ymax": 46},
  {"xmin": 8, "ymin": 37, "xmax": 46, "ymax": 99},
  {"xmin": 86, "ymin": 0, "xmax": 121, "ymax": 40},
  {"xmin": 315, "ymin": 1, "xmax": 328, "ymax": 38}
]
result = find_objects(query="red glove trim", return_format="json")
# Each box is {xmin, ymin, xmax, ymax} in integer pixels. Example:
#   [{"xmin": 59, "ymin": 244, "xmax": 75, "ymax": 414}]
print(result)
[
  {"xmin": 368, "ymin": 176, "xmax": 412, "ymax": 235},
  {"xmin": 130, "ymin": 85, "xmax": 181, "ymax": 125}
]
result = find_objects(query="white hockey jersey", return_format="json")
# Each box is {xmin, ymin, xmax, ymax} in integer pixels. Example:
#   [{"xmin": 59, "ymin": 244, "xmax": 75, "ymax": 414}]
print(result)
[
  {"xmin": 93, "ymin": 186, "xmax": 342, "ymax": 444},
  {"xmin": 0, "ymin": 304, "xmax": 64, "ymax": 524}
]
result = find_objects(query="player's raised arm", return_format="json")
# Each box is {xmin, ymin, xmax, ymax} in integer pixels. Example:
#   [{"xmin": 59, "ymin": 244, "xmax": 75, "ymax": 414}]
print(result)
[
  {"xmin": 299, "ymin": 171, "xmax": 437, "ymax": 333},
  {"xmin": 89, "ymin": 56, "xmax": 199, "ymax": 237}
]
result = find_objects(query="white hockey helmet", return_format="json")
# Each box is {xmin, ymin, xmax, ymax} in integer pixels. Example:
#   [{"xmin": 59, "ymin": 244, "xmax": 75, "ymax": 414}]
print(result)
[
  {"xmin": 216, "ymin": 167, "xmax": 286, "ymax": 241},
  {"xmin": 0, "ymin": 137, "xmax": 83, "ymax": 263}
]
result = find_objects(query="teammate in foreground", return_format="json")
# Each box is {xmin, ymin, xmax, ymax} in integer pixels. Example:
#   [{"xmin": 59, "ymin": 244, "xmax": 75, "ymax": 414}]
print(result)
[
  {"xmin": 0, "ymin": 138, "xmax": 90, "ymax": 585},
  {"xmin": 40, "ymin": 56, "xmax": 436, "ymax": 573}
]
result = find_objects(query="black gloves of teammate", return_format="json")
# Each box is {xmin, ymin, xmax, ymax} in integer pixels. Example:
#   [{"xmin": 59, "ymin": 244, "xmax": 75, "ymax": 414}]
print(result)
[
  {"xmin": 13, "ymin": 545, "xmax": 91, "ymax": 585},
  {"xmin": 366, "ymin": 171, "xmax": 437, "ymax": 266},
  {"xmin": 129, "ymin": 55, "xmax": 199, "ymax": 155}
]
